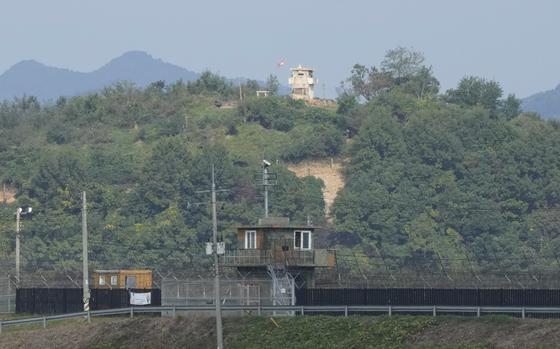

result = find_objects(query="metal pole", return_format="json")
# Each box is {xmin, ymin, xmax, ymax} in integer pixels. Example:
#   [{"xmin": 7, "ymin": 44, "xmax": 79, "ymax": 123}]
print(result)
[
  {"xmin": 212, "ymin": 165, "xmax": 224, "ymax": 349},
  {"xmin": 263, "ymin": 166, "xmax": 268, "ymax": 218},
  {"xmin": 82, "ymin": 192, "xmax": 90, "ymax": 312},
  {"xmin": 15, "ymin": 208, "xmax": 21, "ymax": 283},
  {"xmin": 7, "ymin": 274, "xmax": 11, "ymax": 313}
]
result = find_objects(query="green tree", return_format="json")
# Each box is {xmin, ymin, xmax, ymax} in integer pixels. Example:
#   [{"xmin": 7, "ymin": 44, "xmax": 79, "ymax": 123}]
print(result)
[
  {"xmin": 265, "ymin": 74, "xmax": 280, "ymax": 96},
  {"xmin": 346, "ymin": 64, "xmax": 393, "ymax": 101},
  {"xmin": 447, "ymin": 76, "xmax": 503, "ymax": 113},
  {"xmin": 501, "ymin": 94, "xmax": 522, "ymax": 120},
  {"xmin": 381, "ymin": 46, "xmax": 426, "ymax": 82}
]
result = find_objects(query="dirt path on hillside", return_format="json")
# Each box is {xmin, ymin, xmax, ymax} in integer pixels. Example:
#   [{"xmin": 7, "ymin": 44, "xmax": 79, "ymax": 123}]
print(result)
[{"xmin": 287, "ymin": 159, "xmax": 345, "ymax": 217}]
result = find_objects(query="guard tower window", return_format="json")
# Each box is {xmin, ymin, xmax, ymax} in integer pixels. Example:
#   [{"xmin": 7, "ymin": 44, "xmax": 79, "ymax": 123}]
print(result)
[
  {"xmin": 126, "ymin": 276, "xmax": 137, "ymax": 288},
  {"xmin": 110, "ymin": 275, "xmax": 118, "ymax": 286},
  {"xmin": 294, "ymin": 231, "xmax": 312, "ymax": 250},
  {"xmin": 99, "ymin": 276, "xmax": 106, "ymax": 286},
  {"xmin": 245, "ymin": 230, "xmax": 257, "ymax": 249}
]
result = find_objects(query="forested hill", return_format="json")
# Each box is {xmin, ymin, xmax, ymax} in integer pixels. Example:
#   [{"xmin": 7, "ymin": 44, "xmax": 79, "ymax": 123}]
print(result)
[{"xmin": 1, "ymin": 47, "xmax": 560, "ymax": 276}]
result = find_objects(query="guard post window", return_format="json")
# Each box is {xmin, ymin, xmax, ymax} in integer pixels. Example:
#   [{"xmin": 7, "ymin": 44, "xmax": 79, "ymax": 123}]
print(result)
[
  {"xmin": 294, "ymin": 231, "xmax": 312, "ymax": 250},
  {"xmin": 245, "ymin": 230, "xmax": 257, "ymax": 249}
]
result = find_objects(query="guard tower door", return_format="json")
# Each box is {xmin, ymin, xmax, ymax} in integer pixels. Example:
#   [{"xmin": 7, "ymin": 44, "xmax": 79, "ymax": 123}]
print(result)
[{"xmin": 272, "ymin": 239, "xmax": 290, "ymax": 268}]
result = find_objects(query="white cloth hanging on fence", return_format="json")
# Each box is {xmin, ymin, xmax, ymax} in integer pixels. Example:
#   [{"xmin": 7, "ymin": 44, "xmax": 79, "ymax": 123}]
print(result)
[{"xmin": 130, "ymin": 291, "xmax": 151, "ymax": 305}]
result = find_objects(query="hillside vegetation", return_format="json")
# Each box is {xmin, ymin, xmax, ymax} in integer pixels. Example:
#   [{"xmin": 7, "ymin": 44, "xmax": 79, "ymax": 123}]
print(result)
[
  {"xmin": 1, "ymin": 47, "xmax": 560, "ymax": 275},
  {"xmin": 1, "ymin": 315, "xmax": 560, "ymax": 349}
]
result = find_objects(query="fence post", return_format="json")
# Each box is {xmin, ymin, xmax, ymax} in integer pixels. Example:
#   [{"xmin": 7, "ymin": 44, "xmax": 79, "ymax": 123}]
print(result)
[
  {"xmin": 0, "ymin": 320, "xmax": 3, "ymax": 334},
  {"xmin": 477, "ymin": 307, "xmax": 480, "ymax": 318},
  {"xmin": 130, "ymin": 307, "xmax": 134, "ymax": 318},
  {"xmin": 172, "ymin": 305, "xmax": 176, "ymax": 318},
  {"xmin": 87, "ymin": 311, "xmax": 91, "ymax": 323},
  {"xmin": 300, "ymin": 306, "xmax": 304, "ymax": 316},
  {"xmin": 344, "ymin": 305, "xmax": 348, "ymax": 317},
  {"xmin": 388, "ymin": 305, "xmax": 392, "ymax": 317},
  {"xmin": 432, "ymin": 305, "xmax": 436, "ymax": 317},
  {"xmin": 43, "ymin": 317, "xmax": 47, "ymax": 329},
  {"xmin": 257, "ymin": 305, "xmax": 261, "ymax": 316},
  {"xmin": 7, "ymin": 274, "xmax": 11, "ymax": 314},
  {"xmin": 522, "ymin": 307, "xmax": 526, "ymax": 319}
]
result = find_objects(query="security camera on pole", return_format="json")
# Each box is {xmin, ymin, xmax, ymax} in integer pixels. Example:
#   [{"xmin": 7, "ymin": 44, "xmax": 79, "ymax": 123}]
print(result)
[
  {"xmin": 261, "ymin": 160, "xmax": 276, "ymax": 218},
  {"xmin": 15, "ymin": 206, "xmax": 32, "ymax": 283}
]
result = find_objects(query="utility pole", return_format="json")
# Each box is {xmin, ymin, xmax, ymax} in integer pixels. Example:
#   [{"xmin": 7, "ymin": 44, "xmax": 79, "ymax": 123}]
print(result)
[
  {"xmin": 211, "ymin": 165, "xmax": 224, "ymax": 349},
  {"xmin": 15, "ymin": 208, "xmax": 20, "ymax": 283},
  {"xmin": 15, "ymin": 206, "xmax": 31, "ymax": 284},
  {"xmin": 82, "ymin": 191, "xmax": 90, "ymax": 311},
  {"xmin": 263, "ymin": 165, "xmax": 269, "ymax": 218},
  {"xmin": 261, "ymin": 160, "xmax": 274, "ymax": 218},
  {"xmin": 195, "ymin": 165, "xmax": 226, "ymax": 348}
]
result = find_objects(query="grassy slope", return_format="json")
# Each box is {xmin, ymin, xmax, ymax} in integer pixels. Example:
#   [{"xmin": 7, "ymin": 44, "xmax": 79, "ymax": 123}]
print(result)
[
  {"xmin": 2, "ymin": 315, "xmax": 560, "ymax": 349},
  {"xmin": 231, "ymin": 316, "xmax": 434, "ymax": 349}
]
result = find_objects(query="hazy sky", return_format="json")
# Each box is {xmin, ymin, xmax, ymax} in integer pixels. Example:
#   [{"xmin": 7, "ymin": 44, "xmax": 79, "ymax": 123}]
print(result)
[{"xmin": 1, "ymin": 0, "xmax": 559, "ymax": 98}]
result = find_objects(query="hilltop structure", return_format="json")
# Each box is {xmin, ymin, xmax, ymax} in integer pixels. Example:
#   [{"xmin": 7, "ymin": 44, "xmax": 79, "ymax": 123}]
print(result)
[{"xmin": 288, "ymin": 65, "xmax": 317, "ymax": 100}]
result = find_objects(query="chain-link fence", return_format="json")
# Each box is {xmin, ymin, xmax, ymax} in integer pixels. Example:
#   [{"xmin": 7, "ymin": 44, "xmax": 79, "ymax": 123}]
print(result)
[
  {"xmin": 0, "ymin": 277, "xmax": 15, "ymax": 313},
  {"xmin": 161, "ymin": 278, "xmax": 277, "ymax": 316},
  {"xmin": 7, "ymin": 250, "xmax": 560, "ymax": 293}
]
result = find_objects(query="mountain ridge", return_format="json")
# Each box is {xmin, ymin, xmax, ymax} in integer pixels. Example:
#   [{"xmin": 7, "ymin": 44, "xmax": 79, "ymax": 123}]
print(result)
[
  {"xmin": 0, "ymin": 51, "xmax": 200, "ymax": 101},
  {"xmin": 521, "ymin": 83, "xmax": 560, "ymax": 119}
]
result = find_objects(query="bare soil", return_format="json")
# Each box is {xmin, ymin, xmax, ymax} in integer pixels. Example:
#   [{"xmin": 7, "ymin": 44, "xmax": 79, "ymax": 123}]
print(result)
[
  {"xmin": 287, "ymin": 159, "xmax": 345, "ymax": 217},
  {"xmin": 0, "ymin": 186, "xmax": 15, "ymax": 204}
]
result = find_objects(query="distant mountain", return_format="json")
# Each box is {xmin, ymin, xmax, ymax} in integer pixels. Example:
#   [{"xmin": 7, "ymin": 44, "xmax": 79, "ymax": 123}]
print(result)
[
  {"xmin": 0, "ymin": 51, "xmax": 200, "ymax": 101},
  {"xmin": 522, "ymin": 84, "xmax": 560, "ymax": 119}
]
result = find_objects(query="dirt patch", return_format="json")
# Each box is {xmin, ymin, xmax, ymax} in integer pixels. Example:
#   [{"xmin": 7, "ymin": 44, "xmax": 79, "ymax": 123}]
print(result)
[
  {"xmin": 287, "ymin": 159, "xmax": 345, "ymax": 218},
  {"xmin": 408, "ymin": 317, "xmax": 560, "ymax": 348},
  {"xmin": 0, "ymin": 185, "xmax": 15, "ymax": 204}
]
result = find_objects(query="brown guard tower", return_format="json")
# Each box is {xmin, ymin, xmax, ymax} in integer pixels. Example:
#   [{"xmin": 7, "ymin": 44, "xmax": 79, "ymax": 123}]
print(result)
[
  {"xmin": 222, "ymin": 217, "xmax": 335, "ymax": 275},
  {"xmin": 221, "ymin": 216, "xmax": 335, "ymax": 306}
]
